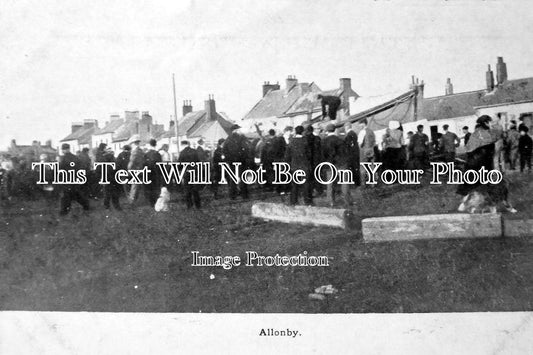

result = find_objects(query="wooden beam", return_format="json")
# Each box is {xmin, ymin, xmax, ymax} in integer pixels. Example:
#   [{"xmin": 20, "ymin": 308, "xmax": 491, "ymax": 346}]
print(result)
[
  {"xmin": 362, "ymin": 213, "xmax": 502, "ymax": 242},
  {"xmin": 252, "ymin": 202, "xmax": 355, "ymax": 229}
]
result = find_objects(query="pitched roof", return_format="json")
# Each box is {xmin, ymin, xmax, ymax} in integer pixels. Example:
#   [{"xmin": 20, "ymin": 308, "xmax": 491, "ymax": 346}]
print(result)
[
  {"xmin": 112, "ymin": 120, "xmax": 139, "ymax": 142},
  {"xmin": 244, "ymin": 81, "xmax": 359, "ymax": 120},
  {"xmin": 283, "ymin": 83, "xmax": 323, "ymax": 116},
  {"xmin": 161, "ymin": 110, "xmax": 235, "ymax": 138},
  {"xmin": 421, "ymin": 77, "xmax": 533, "ymax": 120},
  {"xmin": 188, "ymin": 112, "xmax": 235, "ymax": 138},
  {"xmin": 243, "ymin": 83, "xmax": 318, "ymax": 120},
  {"xmin": 61, "ymin": 126, "xmax": 97, "ymax": 143},
  {"xmin": 111, "ymin": 121, "xmax": 164, "ymax": 143},
  {"xmin": 94, "ymin": 119, "xmax": 124, "ymax": 135},
  {"xmin": 420, "ymin": 90, "xmax": 485, "ymax": 120}
]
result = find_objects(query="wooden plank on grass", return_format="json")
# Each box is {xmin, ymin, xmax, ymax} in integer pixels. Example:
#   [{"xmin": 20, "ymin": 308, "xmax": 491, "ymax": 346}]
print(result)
[
  {"xmin": 362, "ymin": 213, "xmax": 502, "ymax": 242},
  {"xmin": 251, "ymin": 202, "xmax": 348, "ymax": 228},
  {"xmin": 504, "ymin": 219, "xmax": 533, "ymax": 238}
]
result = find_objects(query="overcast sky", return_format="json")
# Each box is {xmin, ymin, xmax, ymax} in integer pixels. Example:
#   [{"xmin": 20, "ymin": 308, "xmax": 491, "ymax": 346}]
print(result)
[{"xmin": 1, "ymin": 0, "xmax": 532, "ymax": 148}]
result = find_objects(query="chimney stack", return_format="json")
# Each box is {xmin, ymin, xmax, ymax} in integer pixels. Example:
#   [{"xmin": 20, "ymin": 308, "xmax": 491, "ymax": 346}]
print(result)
[
  {"xmin": 182, "ymin": 100, "xmax": 193, "ymax": 116},
  {"xmin": 496, "ymin": 56, "xmax": 508, "ymax": 85},
  {"xmin": 71, "ymin": 122, "xmax": 83, "ymax": 133},
  {"xmin": 139, "ymin": 112, "xmax": 153, "ymax": 138},
  {"xmin": 205, "ymin": 95, "xmax": 216, "ymax": 121},
  {"xmin": 339, "ymin": 78, "xmax": 351, "ymax": 92},
  {"xmin": 110, "ymin": 114, "xmax": 121, "ymax": 121},
  {"xmin": 125, "ymin": 111, "xmax": 140, "ymax": 121},
  {"xmin": 83, "ymin": 119, "xmax": 98, "ymax": 129},
  {"xmin": 486, "ymin": 64, "xmax": 495, "ymax": 91},
  {"xmin": 262, "ymin": 81, "xmax": 281, "ymax": 97},
  {"xmin": 285, "ymin": 75, "xmax": 298, "ymax": 91},
  {"xmin": 445, "ymin": 78, "xmax": 453, "ymax": 95}
]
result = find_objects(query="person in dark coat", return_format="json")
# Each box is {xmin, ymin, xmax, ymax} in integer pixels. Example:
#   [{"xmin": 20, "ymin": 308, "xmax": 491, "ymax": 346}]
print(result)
[
  {"xmin": 178, "ymin": 140, "xmax": 201, "ymax": 209},
  {"xmin": 344, "ymin": 122, "xmax": 360, "ymax": 187},
  {"xmin": 78, "ymin": 147, "xmax": 92, "ymax": 171},
  {"xmin": 519, "ymin": 125, "xmax": 532, "ymax": 173},
  {"xmin": 409, "ymin": 125, "xmax": 429, "ymax": 170},
  {"xmin": 304, "ymin": 125, "xmax": 324, "ymax": 196},
  {"xmin": 58, "ymin": 143, "xmax": 90, "ymax": 215},
  {"xmin": 271, "ymin": 130, "xmax": 288, "ymax": 194},
  {"xmin": 285, "ymin": 125, "xmax": 313, "ymax": 205},
  {"xmin": 441, "ymin": 124, "xmax": 460, "ymax": 162},
  {"xmin": 260, "ymin": 129, "xmax": 277, "ymax": 191},
  {"xmin": 127, "ymin": 135, "xmax": 144, "ymax": 205},
  {"xmin": 317, "ymin": 94, "xmax": 342, "ymax": 120},
  {"xmin": 462, "ymin": 126, "xmax": 471, "ymax": 146},
  {"xmin": 144, "ymin": 139, "xmax": 162, "ymax": 207},
  {"xmin": 91, "ymin": 144, "xmax": 106, "ymax": 199},
  {"xmin": 101, "ymin": 148, "xmax": 121, "ymax": 210},
  {"xmin": 507, "ymin": 124, "xmax": 521, "ymax": 170},
  {"xmin": 211, "ymin": 138, "xmax": 225, "ymax": 199},
  {"xmin": 116, "ymin": 145, "xmax": 131, "ymax": 171},
  {"xmin": 457, "ymin": 115, "xmax": 496, "ymax": 196},
  {"xmin": 116, "ymin": 145, "xmax": 131, "ymax": 196},
  {"xmin": 196, "ymin": 139, "xmax": 209, "ymax": 162},
  {"xmin": 222, "ymin": 125, "xmax": 249, "ymax": 199},
  {"xmin": 322, "ymin": 123, "xmax": 352, "ymax": 207}
]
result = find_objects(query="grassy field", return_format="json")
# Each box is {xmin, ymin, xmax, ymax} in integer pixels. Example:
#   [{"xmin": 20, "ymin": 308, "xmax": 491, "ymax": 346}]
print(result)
[{"xmin": 0, "ymin": 174, "xmax": 532, "ymax": 313}]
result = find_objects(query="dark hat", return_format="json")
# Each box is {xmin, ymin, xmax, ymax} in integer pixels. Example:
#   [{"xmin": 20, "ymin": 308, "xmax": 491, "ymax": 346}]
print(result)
[
  {"xmin": 217, "ymin": 138, "xmax": 225, "ymax": 145},
  {"xmin": 230, "ymin": 124, "xmax": 241, "ymax": 130},
  {"xmin": 295, "ymin": 125, "xmax": 304, "ymax": 135},
  {"xmin": 181, "ymin": 140, "xmax": 190, "ymax": 145},
  {"xmin": 476, "ymin": 115, "xmax": 492, "ymax": 124},
  {"xmin": 61, "ymin": 143, "xmax": 70, "ymax": 150},
  {"xmin": 197, "ymin": 138, "xmax": 204, "ymax": 145},
  {"xmin": 149, "ymin": 138, "xmax": 157, "ymax": 147},
  {"xmin": 98, "ymin": 143, "xmax": 107, "ymax": 150},
  {"xmin": 519, "ymin": 125, "xmax": 529, "ymax": 133},
  {"xmin": 326, "ymin": 123, "xmax": 336, "ymax": 132},
  {"xmin": 122, "ymin": 145, "xmax": 131, "ymax": 151}
]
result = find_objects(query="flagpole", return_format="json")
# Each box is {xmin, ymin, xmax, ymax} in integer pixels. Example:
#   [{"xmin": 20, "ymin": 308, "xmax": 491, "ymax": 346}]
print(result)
[{"xmin": 172, "ymin": 73, "xmax": 180, "ymax": 156}]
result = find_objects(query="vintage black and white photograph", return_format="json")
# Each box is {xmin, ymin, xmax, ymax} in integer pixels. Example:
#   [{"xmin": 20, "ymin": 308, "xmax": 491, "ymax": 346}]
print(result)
[{"xmin": 1, "ymin": 0, "xmax": 532, "ymax": 352}]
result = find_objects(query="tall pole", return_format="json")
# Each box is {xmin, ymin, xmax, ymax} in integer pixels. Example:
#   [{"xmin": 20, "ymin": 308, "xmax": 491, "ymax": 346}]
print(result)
[{"xmin": 172, "ymin": 73, "xmax": 180, "ymax": 156}]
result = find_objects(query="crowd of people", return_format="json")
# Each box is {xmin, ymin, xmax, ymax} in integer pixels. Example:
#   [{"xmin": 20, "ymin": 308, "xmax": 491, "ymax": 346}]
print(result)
[{"xmin": 0, "ymin": 116, "xmax": 531, "ymax": 215}]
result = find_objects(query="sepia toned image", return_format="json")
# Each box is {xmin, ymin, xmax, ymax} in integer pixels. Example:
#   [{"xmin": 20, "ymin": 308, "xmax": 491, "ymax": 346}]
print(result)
[{"xmin": 0, "ymin": 0, "xmax": 532, "ymax": 319}]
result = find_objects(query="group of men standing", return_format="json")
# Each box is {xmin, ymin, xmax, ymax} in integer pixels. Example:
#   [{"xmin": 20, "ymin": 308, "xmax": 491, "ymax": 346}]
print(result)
[
  {"xmin": 258, "ymin": 120, "xmax": 375, "ymax": 208},
  {"xmin": 57, "ymin": 135, "xmax": 172, "ymax": 215},
  {"xmin": 50, "ymin": 114, "xmax": 533, "ymax": 215}
]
